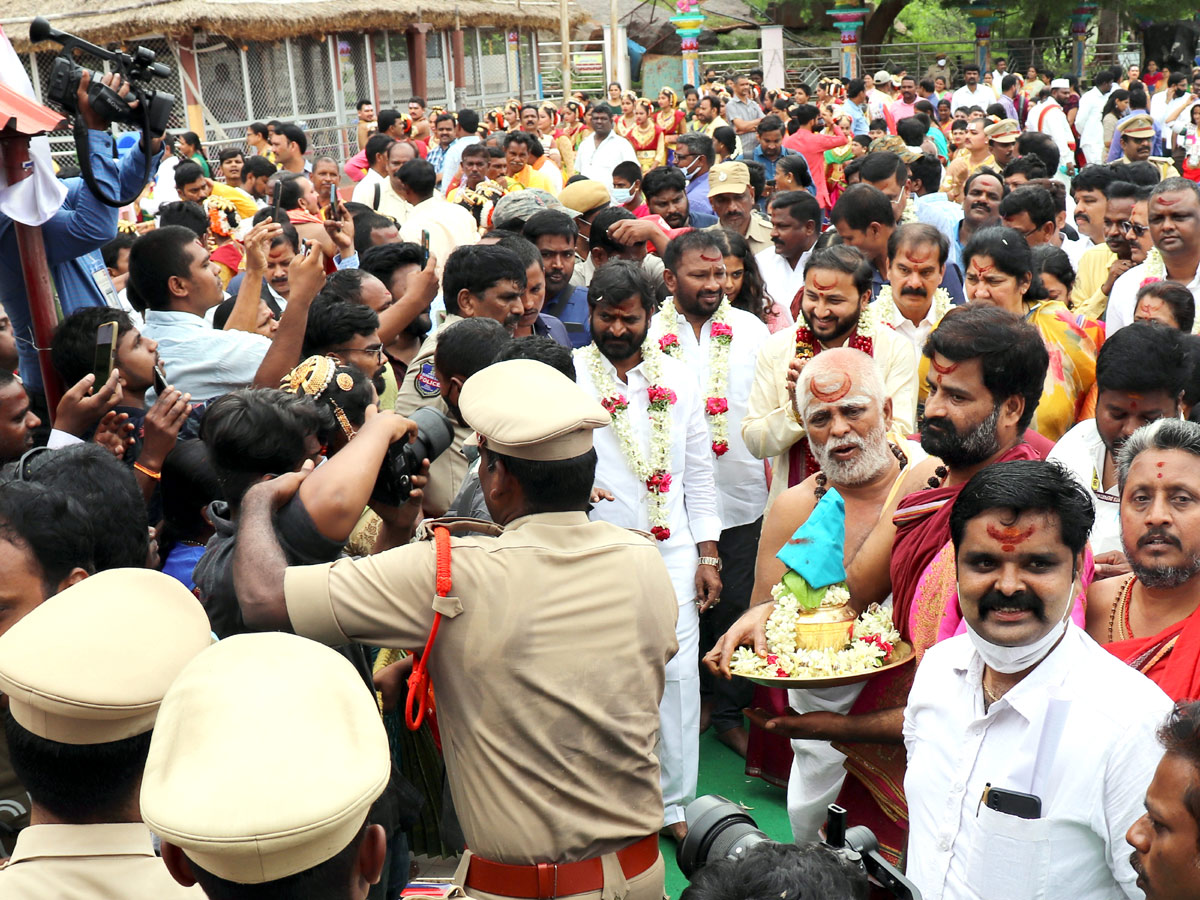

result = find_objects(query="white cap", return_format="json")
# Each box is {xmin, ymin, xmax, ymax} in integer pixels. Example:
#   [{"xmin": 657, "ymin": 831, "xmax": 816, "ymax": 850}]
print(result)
[{"xmin": 1049, "ymin": 78, "xmax": 1070, "ymax": 90}]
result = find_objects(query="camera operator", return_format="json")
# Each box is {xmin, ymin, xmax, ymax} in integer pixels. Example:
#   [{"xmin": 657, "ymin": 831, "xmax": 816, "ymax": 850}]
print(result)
[
  {"xmin": 0, "ymin": 70, "xmax": 164, "ymax": 398},
  {"xmin": 679, "ymin": 842, "xmax": 867, "ymax": 900},
  {"xmin": 231, "ymin": 359, "xmax": 680, "ymax": 900}
]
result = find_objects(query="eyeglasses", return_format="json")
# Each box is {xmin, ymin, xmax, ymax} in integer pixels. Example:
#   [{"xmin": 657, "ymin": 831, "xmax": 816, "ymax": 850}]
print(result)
[
  {"xmin": 1120, "ymin": 221, "xmax": 1149, "ymax": 238},
  {"xmin": 330, "ymin": 345, "xmax": 385, "ymax": 360}
]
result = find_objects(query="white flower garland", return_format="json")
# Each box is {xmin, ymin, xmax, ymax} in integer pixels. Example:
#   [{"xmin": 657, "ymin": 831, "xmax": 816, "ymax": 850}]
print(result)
[
  {"xmin": 1144, "ymin": 246, "xmax": 1165, "ymax": 281},
  {"xmin": 652, "ymin": 298, "xmax": 734, "ymax": 457},
  {"xmin": 875, "ymin": 285, "xmax": 953, "ymax": 331},
  {"xmin": 583, "ymin": 342, "xmax": 676, "ymax": 540}
]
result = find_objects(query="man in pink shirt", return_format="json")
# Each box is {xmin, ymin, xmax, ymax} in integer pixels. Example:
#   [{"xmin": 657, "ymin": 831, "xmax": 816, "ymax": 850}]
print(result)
[
  {"xmin": 889, "ymin": 76, "xmax": 919, "ymax": 122},
  {"xmin": 782, "ymin": 104, "xmax": 846, "ymax": 212}
]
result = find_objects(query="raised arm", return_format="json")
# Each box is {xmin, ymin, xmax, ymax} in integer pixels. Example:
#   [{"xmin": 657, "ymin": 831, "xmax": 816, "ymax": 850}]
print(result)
[
  {"xmin": 250, "ymin": 240, "xmax": 324, "ymax": 388},
  {"xmin": 222, "ymin": 222, "xmax": 281, "ymax": 333}
]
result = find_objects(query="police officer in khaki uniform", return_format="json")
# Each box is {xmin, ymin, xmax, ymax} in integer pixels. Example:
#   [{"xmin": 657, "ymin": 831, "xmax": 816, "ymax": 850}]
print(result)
[
  {"xmin": 0, "ymin": 569, "xmax": 211, "ymax": 898},
  {"xmin": 231, "ymin": 359, "xmax": 680, "ymax": 900},
  {"xmin": 142, "ymin": 632, "xmax": 392, "ymax": 898},
  {"xmin": 1113, "ymin": 113, "xmax": 1181, "ymax": 181},
  {"xmin": 705, "ymin": 161, "xmax": 775, "ymax": 254}
]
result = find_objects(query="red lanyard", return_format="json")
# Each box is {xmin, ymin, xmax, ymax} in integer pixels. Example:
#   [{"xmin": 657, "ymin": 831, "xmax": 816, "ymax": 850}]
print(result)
[{"xmin": 405, "ymin": 525, "xmax": 450, "ymax": 731}]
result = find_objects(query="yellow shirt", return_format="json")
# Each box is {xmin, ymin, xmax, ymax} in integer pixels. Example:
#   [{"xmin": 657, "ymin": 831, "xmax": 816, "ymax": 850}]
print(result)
[
  {"xmin": 510, "ymin": 164, "xmax": 554, "ymax": 194},
  {"xmin": 208, "ymin": 181, "xmax": 258, "ymax": 222},
  {"xmin": 1070, "ymin": 243, "xmax": 1118, "ymax": 321}
]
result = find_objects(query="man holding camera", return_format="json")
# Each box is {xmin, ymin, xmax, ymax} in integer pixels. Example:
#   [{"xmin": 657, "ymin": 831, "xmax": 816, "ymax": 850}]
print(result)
[
  {"xmin": 0, "ymin": 70, "xmax": 163, "ymax": 397},
  {"xmin": 231, "ymin": 359, "xmax": 680, "ymax": 900}
]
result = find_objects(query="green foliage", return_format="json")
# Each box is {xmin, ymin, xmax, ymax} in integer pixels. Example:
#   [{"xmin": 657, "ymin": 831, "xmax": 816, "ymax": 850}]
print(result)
[{"xmin": 892, "ymin": 0, "xmax": 971, "ymax": 45}]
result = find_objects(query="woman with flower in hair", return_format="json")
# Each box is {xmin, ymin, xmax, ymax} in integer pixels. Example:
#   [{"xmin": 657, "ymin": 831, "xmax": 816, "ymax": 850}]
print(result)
[
  {"xmin": 553, "ymin": 100, "xmax": 590, "ymax": 177},
  {"xmin": 657, "ymin": 87, "xmax": 687, "ymax": 162},
  {"xmin": 615, "ymin": 89, "xmax": 638, "ymax": 138},
  {"xmin": 628, "ymin": 98, "xmax": 667, "ymax": 173}
]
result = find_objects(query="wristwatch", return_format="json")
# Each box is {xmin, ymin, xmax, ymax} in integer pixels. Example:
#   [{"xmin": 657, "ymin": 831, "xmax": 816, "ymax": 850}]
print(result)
[{"xmin": 698, "ymin": 556, "xmax": 722, "ymax": 571}]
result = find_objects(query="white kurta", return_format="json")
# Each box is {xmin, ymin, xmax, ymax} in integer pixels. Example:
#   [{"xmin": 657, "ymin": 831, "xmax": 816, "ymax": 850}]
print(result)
[{"xmin": 574, "ymin": 348, "xmax": 722, "ymax": 825}]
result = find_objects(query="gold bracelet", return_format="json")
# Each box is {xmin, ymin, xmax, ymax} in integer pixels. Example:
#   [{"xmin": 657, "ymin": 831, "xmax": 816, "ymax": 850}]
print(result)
[{"xmin": 133, "ymin": 461, "xmax": 161, "ymax": 481}]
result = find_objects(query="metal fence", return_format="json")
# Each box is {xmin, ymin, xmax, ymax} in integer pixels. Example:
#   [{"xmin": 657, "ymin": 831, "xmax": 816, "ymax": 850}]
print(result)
[{"xmin": 537, "ymin": 38, "xmax": 608, "ymax": 100}]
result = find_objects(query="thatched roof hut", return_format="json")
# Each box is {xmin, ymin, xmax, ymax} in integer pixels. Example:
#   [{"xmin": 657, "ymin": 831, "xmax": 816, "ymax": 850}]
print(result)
[{"xmin": 2, "ymin": 0, "xmax": 582, "ymax": 51}]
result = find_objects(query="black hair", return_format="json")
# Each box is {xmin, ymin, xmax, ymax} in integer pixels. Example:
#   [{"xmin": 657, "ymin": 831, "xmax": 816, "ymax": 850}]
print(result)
[
  {"xmin": 895, "ymin": 116, "xmax": 927, "ymax": 148},
  {"xmin": 0, "ymin": 481, "xmax": 95, "ymax": 592},
  {"xmin": 887, "ymin": 222, "xmax": 949, "ymax": 267},
  {"xmin": 364, "ymin": 133, "xmax": 395, "ymax": 166},
  {"xmin": 1071, "ymin": 164, "xmax": 1117, "ymax": 197},
  {"xmin": 612, "ymin": 160, "xmax": 644, "ymax": 187},
  {"xmin": 353, "ymin": 214, "xmax": 397, "ymax": 256},
  {"xmin": 869, "ymin": 117, "xmax": 888, "ymax": 132},
  {"xmin": 19, "ymin": 444, "xmax": 149, "ymax": 570},
  {"xmin": 964, "ymin": 166, "xmax": 1006, "ymax": 200},
  {"xmin": 485, "ymin": 446, "xmax": 597, "ymax": 513},
  {"xmin": 588, "ymin": 206, "xmax": 636, "ymax": 255},
  {"xmin": 160, "ymin": 439, "xmax": 224, "ymax": 553},
  {"xmin": 217, "ymin": 147, "xmax": 244, "ymax": 165},
  {"xmin": 360, "ymin": 241, "xmax": 424, "ymax": 290},
  {"xmin": 101, "ymin": 233, "xmax": 136, "ymax": 270},
  {"xmin": 923, "ymin": 304, "xmax": 1049, "ymax": 431},
  {"xmin": 985, "ymin": 103, "xmax": 1008, "ymax": 120},
  {"xmin": 504, "ymin": 130, "xmax": 535, "ymax": 152},
  {"xmin": 275, "ymin": 123, "xmax": 307, "ymax": 153},
  {"xmin": 242, "ymin": 155, "xmax": 277, "ymax": 181},
  {"xmin": 829, "ymin": 183, "xmax": 894, "ymax": 232},
  {"xmin": 275, "ymin": 172, "xmax": 305, "ymax": 211},
  {"xmin": 493, "ymin": 336, "xmax": 575, "ymax": 379},
  {"xmin": 775, "ymin": 154, "xmax": 813, "ymax": 189},
  {"xmin": 458, "ymin": 109, "xmax": 480, "ymax": 133},
  {"xmin": 768, "ymin": 189, "xmax": 821, "ymax": 227},
  {"xmin": 484, "ymin": 231, "xmax": 543, "ymax": 272},
  {"xmin": 641, "ymin": 166, "xmax": 687, "ymax": 200},
  {"xmin": 712, "ymin": 126, "xmax": 737, "ymax": 158},
  {"xmin": 949, "ymin": 460, "xmax": 1094, "ymax": 557},
  {"xmin": 51, "ymin": 308, "xmax": 135, "ymax": 389},
  {"xmin": 1016, "ymin": 132, "xmax": 1059, "ymax": 176},
  {"xmin": 1136, "ymin": 282, "xmax": 1197, "ymax": 333},
  {"xmin": 999, "ymin": 185, "xmax": 1056, "ymax": 228},
  {"xmin": 4, "ymin": 710, "xmax": 152, "ymax": 822},
  {"xmin": 1030, "ymin": 244, "xmax": 1076, "ymax": 295},
  {"xmin": 434, "ymin": 317, "xmax": 510, "ymax": 383},
  {"xmin": 522, "ymin": 209, "xmax": 579, "ymax": 244},
  {"xmin": 1097, "ymin": 320, "xmax": 1186, "ymax": 398},
  {"xmin": 962, "ymin": 225, "xmax": 1049, "ymax": 302},
  {"xmin": 678, "ymin": 840, "xmax": 868, "ymax": 900},
  {"xmin": 248, "ymin": 122, "xmax": 268, "ymax": 138},
  {"xmin": 859, "ymin": 151, "xmax": 908, "ymax": 187},
  {"xmin": 397, "ymin": 159, "xmax": 436, "ymax": 197},
  {"xmin": 301, "ymin": 364, "xmax": 377, "ymax": 449},
  {"xmin": 908, "ymin": 153, "xmax": 941, "ymax": 194},
  {"xmin": 460, "ymin": 142, "xmax": 489, "ymax": 162},
  {"xmin": 757, "ymin": 114, "xmax": 784, "ymax": 136},
  {"xmin": 1118, "ymin": 161, "xmax": 1162, "ymax": 188},
  {"xmin": 587, "ymin": 259, "xmax": 655, "ymax": 314},
  {"xmin": 317, "ymin": 268, "xmax": 375, "ymax": 307},
  {"xmin": 173, "ymin": 160, "xmax": 205, "ymax": 191},
  {"xmin": 743, "ymin": 160, "xmax": 766, "ymax": 202},
  {"xmin": 662, "ymin": 228, "xmax": 727, "ymax": 274},
  {"xmin": 1002, "ymin": 74, "xmax": 1020, "ymax": 93},
  {"xmin": 1104, "ymin": 179, "xmax": 1141, "ymax": 203},
  {"xmin": 199, "ymin": 389, "xmax": 324, "ymax": 507},
  {"xmin": 803, "ymin": 244, "xmax": 874, "ymax": 298},
  {"xmin": 847, "ymin": 78, "xmax": 865, "ymax": 98},
  {"xmin": 301, "ymin": 297, "xmax": 380, "ymax": 358},
  {"xmin": 188, "ymin": 822, "xmax": 371, "ymax": 900},
  {"xmin": 442, "ymin": 244, "xmax": 527, "ymax": 316},
  {"xmin": 1003, "ymin": 155, "xmax": 1049, "ymax": 182},
  {"xmin": 157, "ymin": 200, "xmax": 208, "ymax": 238},
  {"xmin": 721, "ymin": 228, "xmax": 772, "ymax": 321}
]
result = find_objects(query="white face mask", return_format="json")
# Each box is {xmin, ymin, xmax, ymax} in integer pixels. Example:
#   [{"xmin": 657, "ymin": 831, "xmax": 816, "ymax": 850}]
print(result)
[
  {"xmin": 963, "ymin": 572, "xmax": 1075, "ymax": 674},
  {"xmin": 611, "ymin": 187, "xmax": 633, "ymax": 204}
]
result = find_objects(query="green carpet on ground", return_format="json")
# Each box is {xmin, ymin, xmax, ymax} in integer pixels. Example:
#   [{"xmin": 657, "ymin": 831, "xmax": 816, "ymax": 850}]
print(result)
[{"xmin": 659, "ymin": 728, "xmax": 792, "ymax": 898}]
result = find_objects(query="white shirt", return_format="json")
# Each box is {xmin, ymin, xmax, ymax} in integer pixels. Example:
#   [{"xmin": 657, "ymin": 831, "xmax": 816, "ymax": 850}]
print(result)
[
  {"xmin": 438, "ymin": 134, "xmax": 480, "ymax": 196},
  {"xmin": 369, "ymin": 178, "xmax": 412, "ymax": 224},
  {"xmin": 1108, "ymin": 257, "xmax": 1200, "ymax": 333},
  {"xmin": 1058, "ymin": 231, "xmax": 1091, "ymax": 271},
  {"xmin": 1150, "ymin": 90, "xmax": 1192, "ymax": 150},
  {"xmin": 350, "ymin": 168, "xmax": 387, "ymax": 207},
  {"xmin": 1076, "ymin": 86, "xmax": 1111, "ymax": 163},
  {"xmin": 950, "ymin": 83, "xmax": 997, "ymax": 114},
  {"xmin": 651, "ymin": 302, "xmax": 770, "ymax": 529},
  {"xmin": 1046, "ymin": 418, "xmax": 1121, "ymax": 554},
  {"xmin": 399, "ymin": 195, "xmax": 480, "ymax": 281},
  {"xmin": 754, "ymin": 246, "xmax": 812, "ymax": 317},
  {"xmin": 575, "ymin": 131, "xmax": 638, "ymax": 191},
  {"xmin": 904, "ymin": 625, "xmax": 1171, "ymax": 900},
  {"xmin": 575, "ymin": 349, "xmax": 723, "ymax": 592},
  {"xmin": 141, "ymin": 309, "xmax": 271, "ymax": 401},
  {"xmin": 1026, "ymin": 100, "xmax": 1075, "ymax": 176},
  {"xmin": 889, "ymin": 303, "xmax": 942, "ymax": 358}
]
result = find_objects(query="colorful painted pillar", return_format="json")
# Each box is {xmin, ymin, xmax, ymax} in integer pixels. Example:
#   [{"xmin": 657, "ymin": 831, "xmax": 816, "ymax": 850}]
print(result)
[
  {"xmin": 829, "ymin": 1, "xmax": 870, "ymax": 81},
  {"xmin": 670, "ymin": 1, "xmax": 706, "ymax": 87},
  {"xmin": 965, "ymin": 5, "xmax": 997, "ymax": 74},
  {"xmin": 1070, "ymin": 4, "xmax": 1099, "ymax": 79}
]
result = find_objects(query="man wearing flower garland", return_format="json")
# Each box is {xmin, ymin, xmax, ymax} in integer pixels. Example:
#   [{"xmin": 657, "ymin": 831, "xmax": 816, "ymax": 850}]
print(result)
[
  {"xmin": 743, "ymin": 244, "xmax": 919, "ymax": 511},
  {"xmin": 654, "ymin": 230, "xmax": 771, "ymax": 759},
  {"xmin": 575, "ymin": 260, "xmax": 723, "ymax": 841}
]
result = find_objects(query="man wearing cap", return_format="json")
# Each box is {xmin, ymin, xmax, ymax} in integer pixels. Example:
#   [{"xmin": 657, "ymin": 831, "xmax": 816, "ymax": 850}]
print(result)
[
  {"xmin": 1113, "ymin": 114, "xmax": 1180, "ymax": 181},
  {"xmin": 491, "ymin": 188, "xmax": 578, "ymax": 233},
  {"xmin": 866, "ymin": 71, "xmax": 893, "ymax": 121},
  {"xmin": 950, "ymin": 64, "xmax": 996, "ymax": 114},
  {"xmin": 232, "ymin": 358, "xmax": 680, "ymax": 900},
  {"xmin": 0, "ymin": 569, "xmax": 212, "ymax": 898},
  {"xmin": 575, "ymin": 105, "xmax": 638, "ymax": 192},
  {"xmin": 1027, "ymin": 80, "xmax": 1077, "ymax": 183},
  {"xmin": 706, "ymin": 161, "xmax": 774, "ymax": 254},
  {"xmin": 985, "ymin": 118, "xmax": 1020, "ymax": 167}
]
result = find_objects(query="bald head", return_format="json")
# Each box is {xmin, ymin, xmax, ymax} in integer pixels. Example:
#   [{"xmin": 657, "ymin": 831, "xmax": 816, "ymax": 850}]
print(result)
[{"xmin": 797, "ymin": 348, "xmax": 886, "ymax": 425}]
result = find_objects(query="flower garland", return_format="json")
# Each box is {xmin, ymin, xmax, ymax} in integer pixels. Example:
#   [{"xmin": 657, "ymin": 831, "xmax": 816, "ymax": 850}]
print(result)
[
  {"xmin": 1140, "ymin": 247, "xmax": 1165, "ymax": 290},
  {"xmin": 584, "ymin": 343, "xmax": 676, "ymax": 540},
  {"xmin": 653, "ymin": 299, "xmax": 734, "ymax": 457},
  {"xmin": 730, "ymin": 602, "xmax": 901, "ymax": 678},
  {"xmin": 875, "ymin": 285, "xmax": 953, "ymax": 331}
]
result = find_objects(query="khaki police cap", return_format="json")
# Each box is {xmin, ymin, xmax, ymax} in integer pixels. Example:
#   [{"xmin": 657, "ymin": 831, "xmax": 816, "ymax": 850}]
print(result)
[
  {"xmin": 708, "ymin": 161, "xmax": 751, "ymax": 197},
  {"xmin": 141, "ymin": 633, "xmax": 390, "ymax": 884},
  {"xmin": 984, "ymin": 118, "xmax": 1020, "ymax": 143},
  {"xmin": 557, "ymin": 179, "xmax": 611, "ymax": 217},
  {"xmin": 1119, "ymin": 114, "xmax": 1156, "ymax": 140},
  {"xmin": 460, "ymin": 359, "xmax": 611, "ymax": 461},
  {"xmin": 0, "ymin": 568, "xmax": 212, "ymax": 745}
]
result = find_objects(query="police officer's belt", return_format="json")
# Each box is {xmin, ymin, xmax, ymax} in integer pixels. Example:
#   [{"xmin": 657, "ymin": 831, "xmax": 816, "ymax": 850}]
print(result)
[{"xmin": 464, "ymin": 834, "xmax": 659, "ymax": 898}]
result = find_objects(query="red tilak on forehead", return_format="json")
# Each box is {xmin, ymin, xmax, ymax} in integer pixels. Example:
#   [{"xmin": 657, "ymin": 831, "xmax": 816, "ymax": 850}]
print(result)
[
  {"xmin": 969, "ymin": 261, "xmax": 995, "ymax": 276},
  {"xmin": 904, "ymin": 247, "xmax": 933, "ymax": 265},
  {"xmin": 986, "ymin": 522, "xmax": 1036, "ymax": 553},
  {"xmin": 812, "ymin": 273, "xmax": 840, "ymax": 292},
  {"xmin": 1157, "ymin": 195, "xmax": 1181, "ymax": 207},
  {"xmin": 930, "ymin": 358, "xmax": 959, "ymax": 375},
  {"xmin": 810, "ymin": 371, "xmax": 852, "ymax": 403},
  {"xmin": 699, "ymin": 249, "xmax": 723, "ymax": 262}
]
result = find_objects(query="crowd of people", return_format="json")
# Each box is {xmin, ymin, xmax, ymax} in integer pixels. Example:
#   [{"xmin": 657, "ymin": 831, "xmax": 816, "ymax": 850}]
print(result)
[{"xmin": 4, "ymin": 46, "xmax": 1200, "ymax": 900}]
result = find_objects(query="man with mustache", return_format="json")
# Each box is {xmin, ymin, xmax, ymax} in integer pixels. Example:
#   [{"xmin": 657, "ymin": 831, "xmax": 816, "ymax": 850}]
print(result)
[
  {"xmin": 715, "ymin": 304, "xmax": 1050, "ymax": 861},
  {"xmin": 949, "ymin": 168, "xmax": 1005, "ymax": 274},
  {"xmin": 1108, "ymin": 179, "xmax": 1200, "ymax": 332},
  {"xmin": 575, "ymin": 260, "xmax": 722, "ymax": 841},
  {"xmin": 395, "ymin": 243, "xmax": 526, "ymax": 516},
  {"xmin": 743, "ymin": 244, "xmax": 919, "ymax": 510},
  {"xmin": 1126, "ymin": 702, "xmax": 1200, "ymax": 900},
  {"xmin": 755, "ymin": 190, "xmax": 821, "ymax": 320},
  {"xmin": 903, "ymin": 459, "xmax": 1170, "ymax": 900},
  {"xmin": 1050, "ymin": 324, "xmax": 1185, "ymax": 574},
  {"xmin": 706, "ymin": 162, "xmax": 774, "ymax": 255},
  {"xmin": 1087, "ymin": 418, "xmax": 1200, "ymax": 701},
  {"xmin": 1070, "ymin": 180, "xmax": 1150, "ymax": 321}
]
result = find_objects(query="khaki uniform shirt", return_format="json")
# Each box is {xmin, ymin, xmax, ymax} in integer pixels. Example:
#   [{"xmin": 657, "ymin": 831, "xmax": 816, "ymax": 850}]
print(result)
[
  {"xmin": 394, "ymin": 314, "xmax": 469, "ymax": 517},
  {"xmin": 705, "ymin": 212, "xmax": 773, "ymax": 257},
  {"xmin": 1111, "ymin": 154, "xmax": 1181, "ymax": 181},
  {"xmin": 284, "ymin": 512, "xmax": 679, "ymax": 865},
  {"xmin": 0, "ymin": 823, "xmax": 201, "ymax": 898}
]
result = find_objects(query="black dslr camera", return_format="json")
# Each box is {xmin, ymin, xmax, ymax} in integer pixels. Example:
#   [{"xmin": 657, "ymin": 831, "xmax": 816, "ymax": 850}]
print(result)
[
  {"xmin": 676, "ymin": 796, "xmax": 922, "ymax": 900},
  {"xmin": 370, "ymin": 406, "xmax": 456, "ymax": 507},
  {"xmin": 29, "ymin": 16, "xmax": 175, "ymax": 206}
]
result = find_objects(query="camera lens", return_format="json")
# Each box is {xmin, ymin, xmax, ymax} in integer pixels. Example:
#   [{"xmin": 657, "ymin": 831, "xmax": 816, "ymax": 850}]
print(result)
[{"xmin": 676, "ymin": 795, "xmax": 771, "ymax": 879}]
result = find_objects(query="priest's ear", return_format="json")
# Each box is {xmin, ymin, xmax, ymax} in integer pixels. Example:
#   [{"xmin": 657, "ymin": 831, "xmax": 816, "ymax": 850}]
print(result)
[{"xmin": 882, "ymin": 396, "xmax": 894, "ymax": 431}]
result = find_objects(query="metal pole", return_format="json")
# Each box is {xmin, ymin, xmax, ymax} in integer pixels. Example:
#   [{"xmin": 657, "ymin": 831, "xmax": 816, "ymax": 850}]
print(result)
[
  {"xmin": 611, "ymin": 0, "xmax": 620, "ymax": 84},
  {"xmin": 560, "ymin": 0, "xmax": 571, "ymax": 98}
]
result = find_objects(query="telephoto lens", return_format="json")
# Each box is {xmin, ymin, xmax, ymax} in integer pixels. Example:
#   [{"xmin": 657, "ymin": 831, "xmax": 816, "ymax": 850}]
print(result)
[
  {"xmin": 675, "ymin": 795, "xmax": 772, "ymax": 879},
  {"xmin": 370, "ymin": 406, "xmax": 455, "ymax": 506}
]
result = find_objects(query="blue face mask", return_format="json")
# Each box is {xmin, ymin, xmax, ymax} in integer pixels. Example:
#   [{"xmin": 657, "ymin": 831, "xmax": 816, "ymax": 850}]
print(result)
[{"xmin": 611, "ymin": 187, "xmax": 633, "ymax": 204}]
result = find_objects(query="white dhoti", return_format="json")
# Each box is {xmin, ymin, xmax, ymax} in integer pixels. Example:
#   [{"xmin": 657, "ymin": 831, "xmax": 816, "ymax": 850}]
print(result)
[
  {"xmin": 658, "ymin": 565, "xmax": 700, "ymax": 827},
  {"xmin": 785, "ymin": 681, "xmax": 866, "ymax": 842}
]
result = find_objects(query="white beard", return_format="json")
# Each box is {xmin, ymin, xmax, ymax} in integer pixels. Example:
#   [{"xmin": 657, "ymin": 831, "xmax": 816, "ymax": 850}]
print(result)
[{"xmin": 810, "ymin": 420, "xmax": 892, "ymax": 487}]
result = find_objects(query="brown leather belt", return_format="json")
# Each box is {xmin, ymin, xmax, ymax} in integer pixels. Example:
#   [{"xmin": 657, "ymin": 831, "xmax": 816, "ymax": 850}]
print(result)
[{"xmin": 464, "ymin": 834, "xmax": 660, "ymax": 899}]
